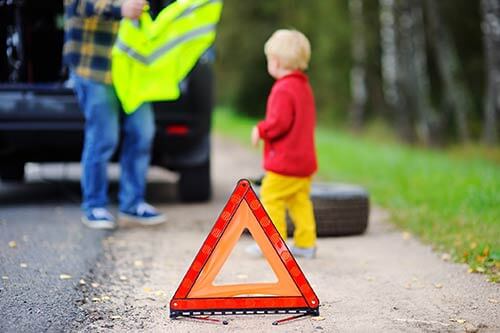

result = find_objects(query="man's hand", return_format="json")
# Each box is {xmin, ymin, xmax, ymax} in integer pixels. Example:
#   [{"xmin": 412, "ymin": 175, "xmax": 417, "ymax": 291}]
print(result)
[
  {"xmin": 121, "ymin": 0, "xmax": 147, "ymax": 19},
  {"xmin": 251, "ymin": 126, "xmax": 261, "ymax": 147}
]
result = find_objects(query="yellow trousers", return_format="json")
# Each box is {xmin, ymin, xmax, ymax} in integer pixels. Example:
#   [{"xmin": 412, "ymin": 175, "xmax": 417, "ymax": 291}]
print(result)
[{"xmin": 260, "ymin": 172, "xmax": 316, "ymax": 248}]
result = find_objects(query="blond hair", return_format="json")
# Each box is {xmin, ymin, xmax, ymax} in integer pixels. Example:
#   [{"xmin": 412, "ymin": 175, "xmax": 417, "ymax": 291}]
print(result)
[{"xmin": 264, "ymin": 29, "xmax": 311, "ymax": 71}]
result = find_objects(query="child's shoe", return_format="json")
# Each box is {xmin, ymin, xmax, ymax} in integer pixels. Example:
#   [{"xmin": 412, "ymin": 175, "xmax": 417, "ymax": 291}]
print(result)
[{"xmin": 289, "ymin": 245, "xmax": 317, "ymax": 259}]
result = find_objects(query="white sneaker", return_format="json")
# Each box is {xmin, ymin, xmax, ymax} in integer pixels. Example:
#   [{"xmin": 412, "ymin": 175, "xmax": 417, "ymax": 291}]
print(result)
[{"xmin": 289, "ymin": 245, "xmax": 317, "ymax": 259}]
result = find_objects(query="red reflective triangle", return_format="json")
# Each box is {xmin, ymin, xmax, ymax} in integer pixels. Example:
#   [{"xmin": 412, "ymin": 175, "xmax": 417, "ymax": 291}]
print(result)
[{"xmin": 169, "ymin": 179, "xmax": 320, "ymax": 317}]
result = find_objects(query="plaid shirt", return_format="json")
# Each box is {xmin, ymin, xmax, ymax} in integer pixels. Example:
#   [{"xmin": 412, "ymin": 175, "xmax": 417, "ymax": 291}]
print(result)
[{"xmin": 63, "ymin": 0, "xmax": 124, "ymax": 84}]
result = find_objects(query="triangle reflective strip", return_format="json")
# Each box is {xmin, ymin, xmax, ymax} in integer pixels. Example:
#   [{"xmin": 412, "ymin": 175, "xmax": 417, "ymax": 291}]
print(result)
[{"xmin": 169, "ymin": 179, "xmax": 320, "ymax": 317}]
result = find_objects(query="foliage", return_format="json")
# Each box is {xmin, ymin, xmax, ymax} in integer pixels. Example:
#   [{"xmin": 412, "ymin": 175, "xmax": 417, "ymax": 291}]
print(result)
[{"xmin": 214, "ymin": 108, "xmax": 500, "ymax": 281}]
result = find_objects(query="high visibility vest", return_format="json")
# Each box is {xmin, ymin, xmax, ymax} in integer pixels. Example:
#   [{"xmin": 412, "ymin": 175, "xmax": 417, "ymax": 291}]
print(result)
[{"xmin": 112, "ymin": 0, "xmax": 223, "ymax": 114}]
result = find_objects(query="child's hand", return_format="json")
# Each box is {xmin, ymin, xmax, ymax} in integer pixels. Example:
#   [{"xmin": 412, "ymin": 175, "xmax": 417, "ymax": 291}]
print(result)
[{"xmin": 251, "ymin": 126, "xmax": 260, "ymax": 147}]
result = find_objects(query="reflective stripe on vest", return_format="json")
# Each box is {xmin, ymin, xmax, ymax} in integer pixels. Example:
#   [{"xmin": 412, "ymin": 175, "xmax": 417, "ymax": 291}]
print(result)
[{"xmin": 112, "ymin": 0, "xmax": 223, "ymax": 114}]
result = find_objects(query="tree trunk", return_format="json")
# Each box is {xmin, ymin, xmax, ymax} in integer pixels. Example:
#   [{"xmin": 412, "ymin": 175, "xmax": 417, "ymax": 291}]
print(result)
[
  {"xmin": 409, "ymin": 0, "xmax": 437, "ymax": 145},
  {"xmin": 349, "ymin": 0, "xmax": 368, "ymax": 130},
  {"xmin": 481, "ymin": 0, "xmax": 500, "ymax": 145},
  {"xmin": 380, "ymin": 0, "xmax": 415, "ymax": 142},
  {"xmin": 425, "ymin": 0, "xmax": 472, "ymax": 143},
  {"xmin": 396, "ymin": 0, "xmax": 419, "ymax": 142}
]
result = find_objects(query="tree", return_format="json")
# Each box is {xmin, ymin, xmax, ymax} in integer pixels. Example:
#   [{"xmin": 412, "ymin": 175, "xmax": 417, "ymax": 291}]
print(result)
[
  {"xmin": 481, "ymin": 0, "xmax": 500, "ymax": 145},
  {"xmin": 425, "ymin": 0, "xmax": 473, "ymax": 143},
  {"xmin": 380, "ymin": 0, "xmax": 412, "ymax": 141},
  {"xmin": 349, "ymin": 0, "xmax": 368, "ymax": 130}
]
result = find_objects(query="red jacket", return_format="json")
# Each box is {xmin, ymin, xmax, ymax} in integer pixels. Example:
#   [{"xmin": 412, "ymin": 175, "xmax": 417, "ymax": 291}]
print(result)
[{"xmin": 257, "ymin": 71, "xmax": 317, "ymax": 177}]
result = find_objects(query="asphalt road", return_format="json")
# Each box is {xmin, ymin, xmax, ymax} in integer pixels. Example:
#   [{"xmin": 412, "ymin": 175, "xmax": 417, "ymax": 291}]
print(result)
[{"xmin": 0, "ymin": 165, "xmax": 113, "ymax": 332}]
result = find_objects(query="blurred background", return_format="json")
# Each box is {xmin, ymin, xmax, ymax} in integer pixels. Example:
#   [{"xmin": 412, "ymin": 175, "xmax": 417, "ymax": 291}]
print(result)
[{"xmin": 214, "ymin": 0, "xmax": 498, "ymax": 147}]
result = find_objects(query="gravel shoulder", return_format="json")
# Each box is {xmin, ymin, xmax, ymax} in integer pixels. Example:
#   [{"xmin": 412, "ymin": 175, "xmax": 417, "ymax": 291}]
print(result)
[{"xmin": 75, "ymin": 135, "xmax": 500, "ymax": 333}]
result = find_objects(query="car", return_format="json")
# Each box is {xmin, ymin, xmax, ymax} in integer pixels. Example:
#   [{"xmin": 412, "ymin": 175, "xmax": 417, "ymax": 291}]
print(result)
[{"xmin": 0, "ymin": 0, "xmax": 213, "ymax": 202}]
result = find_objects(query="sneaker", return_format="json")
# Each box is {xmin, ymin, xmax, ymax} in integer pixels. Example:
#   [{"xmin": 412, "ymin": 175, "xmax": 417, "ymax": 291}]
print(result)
[
  {"xmin": 290, "ymin": 245, "xmax": 317, "ymax": 259},
  {"xmin": 119, "ymin": 202, "xmax": 166, "ymax": 225},
  {"xmin": 81, "ymin": 208, "xmax": 116, "ymax": 230},
  {"xmin": 245, "ymin": 244, "xmax": 263, "ymax": 256}
]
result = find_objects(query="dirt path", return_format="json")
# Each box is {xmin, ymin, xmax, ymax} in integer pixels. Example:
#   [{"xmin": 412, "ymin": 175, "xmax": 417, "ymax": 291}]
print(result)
[{"xmin": 75, "ymin": 135, "xmax": 499, "ymax": 333}]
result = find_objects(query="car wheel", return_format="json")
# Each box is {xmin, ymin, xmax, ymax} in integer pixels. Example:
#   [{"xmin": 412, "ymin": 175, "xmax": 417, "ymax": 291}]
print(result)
[
  {"xmin": 178, "ymin": 160, "xmax": 212, "ymax": 202},
  {"xmin": 0, "ymin": 162, "xmax": 25, "ymax": 182}
]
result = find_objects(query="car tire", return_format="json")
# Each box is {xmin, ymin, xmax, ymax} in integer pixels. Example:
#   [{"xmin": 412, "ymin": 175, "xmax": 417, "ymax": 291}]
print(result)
[
  {"xmin": 293, "ymin": 183, "xmax": 370, "ymax": 237},
  {"xmin": 178, "ymin": 160, "xmax": 212, "ymax": 202},
  {"xmin": 252, "ymin": 181, "xmax": 370, "ymax": 237},
  {"xmin": 0, "ymin": 162, "xmax": 25, "ymax": 182}
]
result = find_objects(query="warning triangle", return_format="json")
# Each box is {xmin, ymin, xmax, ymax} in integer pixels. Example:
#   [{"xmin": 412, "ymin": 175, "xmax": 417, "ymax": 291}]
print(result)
[{"xmin": 170, "ymin": 179, "xmax": 320, "ymax": 318}]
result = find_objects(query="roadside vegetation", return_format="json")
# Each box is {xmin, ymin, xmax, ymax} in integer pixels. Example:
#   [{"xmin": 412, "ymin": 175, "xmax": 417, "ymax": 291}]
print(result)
[{"xmin": 214, "ymin": 108, "xmax": 500, "ymax": 282}]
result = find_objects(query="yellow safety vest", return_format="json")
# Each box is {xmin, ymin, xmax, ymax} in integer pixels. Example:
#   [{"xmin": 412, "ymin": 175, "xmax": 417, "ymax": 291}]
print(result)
[{"xmin": 112, "ymin": 0, "xmax": 223, "ymax": 114}]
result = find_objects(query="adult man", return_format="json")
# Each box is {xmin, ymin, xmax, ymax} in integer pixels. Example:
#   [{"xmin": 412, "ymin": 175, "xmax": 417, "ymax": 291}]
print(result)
[{"xmin": 64, "ymin": 0, "xmax": 166, "ymax": 229}]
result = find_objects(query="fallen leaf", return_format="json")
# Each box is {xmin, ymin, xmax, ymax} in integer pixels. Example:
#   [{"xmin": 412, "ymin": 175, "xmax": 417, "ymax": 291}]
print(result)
[
  {"xmin": 1, "ymin": 276, "xmax": 8, "ymax": 280},
  {"xmin": 476, "ymin": 267, "xmax": 485, "ymax": 273},
  {"xmin": 488, "ymin": 299, "xmax": 498, "ymax": 304},
  {"xmin": 20, "ymin": 263, "xmax": 28, "ymax": 268},
  {"xmin": 143, "ymin": 287, "xmax": 152, "ymax": 293},
  {"xmin": 79, "ymin": 279, "xmax": 86, "ymax": 285},
  {"xmin": 8, "ymin": 241, "xmax": 17, "ymax": 248},
  {"xmin": 441, "ymin": 253, "xmax": 451, "ymax": 261},
  {"xmin": 449, "ymin": 318, "xmax": 466, "ymax": 324},
  {"xmin": 464, "ymin": 322, "xmax": 478, "ymax": 333},
  {"xmin": 155, "ymin": 290, "xmax": 166, "ymax": 297},
  {"xmin": 402, "ymin": 232, "xmax": 411, "ymax": 240},
  {"xmin": 434, "ymin": 283, "xmax": 443, "ymax": 289},
  {"xmin": 91, "ymin": 282, "xmax": 100, "ymax": 288},
  {"xmin": 59, "ymin": 274, "xmax": 72, "ymax": 280},
  {"xmin": 101, "ymin": 295, "xmax": 110, "ymax": 301},
  {"xmin": 134, "ymin": 260, "xmax": 143, "ymax": 268},
  {"xmin": 311, "ymin": 316, "xmax": 325, "ymax": 321}
]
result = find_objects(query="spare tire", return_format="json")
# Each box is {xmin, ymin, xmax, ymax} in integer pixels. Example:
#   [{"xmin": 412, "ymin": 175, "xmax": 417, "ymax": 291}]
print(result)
[
  {"xmin": 301, "ymin": 183, "xmax": 369, "ymax": 237},
  {"xmin": 252, "ymin": 181, "xmax": 369, "ymax": 237}
]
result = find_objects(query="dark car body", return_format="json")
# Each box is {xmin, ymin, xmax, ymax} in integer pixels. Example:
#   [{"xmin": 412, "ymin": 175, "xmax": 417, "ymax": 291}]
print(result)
[{"xmin": 0, "ymin": 0, "xmax": 213, "ymax": 201}]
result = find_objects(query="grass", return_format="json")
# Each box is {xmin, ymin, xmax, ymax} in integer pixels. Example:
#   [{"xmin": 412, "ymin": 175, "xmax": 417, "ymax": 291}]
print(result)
[{"xmin": 214, "ymin": 108, "xmax": 500, "ymax": 281}]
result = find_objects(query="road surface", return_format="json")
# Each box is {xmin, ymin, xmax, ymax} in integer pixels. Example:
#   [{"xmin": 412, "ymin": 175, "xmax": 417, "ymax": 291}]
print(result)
[{"xmin": 1, "ymin": 135, "xmax": 499, "ymax": 332}]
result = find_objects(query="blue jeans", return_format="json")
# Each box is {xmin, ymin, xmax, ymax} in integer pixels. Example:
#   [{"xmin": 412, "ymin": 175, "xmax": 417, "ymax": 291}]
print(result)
[{"xmin": 72, "ymin": 74, "xmax": 155, "ymax": 213}]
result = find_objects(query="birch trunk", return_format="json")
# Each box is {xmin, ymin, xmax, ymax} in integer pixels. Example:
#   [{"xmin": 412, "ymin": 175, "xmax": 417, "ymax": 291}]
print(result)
[
  {"xmin": 409, "ymin": 0, "xmax": 437, "ymax": 145},
  {"xmin": 349, "ymin": 0, "xmax": 368, "ymax": 130},
  {"xmin": 380, "ymin": 0, "xmax": 415, "ymax": 142},
  {"xmin": 425, "ymin": 0, "xmax": 472, "ymax": 143},
  {"xmin": 481, "ymin": 0, "xmax": 500, "ymax": 145}
]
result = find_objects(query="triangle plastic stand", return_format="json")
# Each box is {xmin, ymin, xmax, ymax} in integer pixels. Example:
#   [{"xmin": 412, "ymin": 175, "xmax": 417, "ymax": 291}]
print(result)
[{"xmin": 169, "ymin": 179, "xmax": 320, "ymax": 320}]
